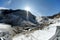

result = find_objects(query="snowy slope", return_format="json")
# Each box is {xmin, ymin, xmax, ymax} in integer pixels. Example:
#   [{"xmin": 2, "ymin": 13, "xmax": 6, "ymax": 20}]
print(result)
[
  {"xmin": 12, "ymin": 17, "xmax": 60, "ymax": 40},
  {"xmin": 12, "ymin": 23, "xmax": 59, "ymax": 40},
  {"xmin": 0, "ymin": 9, "xmax": 60, "ymax": 40},
  {"xmin": 0, "ymin": 23, "xmax": 12, "ymax": 40},
  {"xmin": 0, "ymin": 19, "xmax": 58, "ymax": 40}
]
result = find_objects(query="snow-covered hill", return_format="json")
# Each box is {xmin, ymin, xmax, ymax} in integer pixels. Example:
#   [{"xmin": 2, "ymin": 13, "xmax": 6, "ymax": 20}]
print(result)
[
  {"xmin": 0, "ymin": 9, "xmax": 60, "ymax": 40},
  {"xmin": 12, "ymin": 13, "xmax": 60, "ymax": 40},
  {"xmin": 12, "ymin": 23, "xmax": 57, "ymax": 40},
  {"xmin": 12, "ymin": 20, "xmax": 60, "ymax": 40}
]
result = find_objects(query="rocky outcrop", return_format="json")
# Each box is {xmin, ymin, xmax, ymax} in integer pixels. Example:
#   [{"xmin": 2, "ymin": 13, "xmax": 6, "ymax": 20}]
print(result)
[
  {"xmin": 0, "ymin": 9, "xmax": 37, "ymax": 27},
  {"xmin": 47, "ymin": 13, "xmax": 60, "ymax": 19}
]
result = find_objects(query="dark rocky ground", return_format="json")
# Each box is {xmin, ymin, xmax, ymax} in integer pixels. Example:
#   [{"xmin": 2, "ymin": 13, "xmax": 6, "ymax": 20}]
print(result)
[{"xmin": 0, "ymin": 9, "xmax": 38, "ymax": 27}]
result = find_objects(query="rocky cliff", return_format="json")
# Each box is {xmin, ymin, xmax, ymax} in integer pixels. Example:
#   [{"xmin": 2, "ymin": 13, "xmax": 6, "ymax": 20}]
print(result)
[{"xmin": 0, "ymin": 9, "xmax": 37, "ymax": 27}]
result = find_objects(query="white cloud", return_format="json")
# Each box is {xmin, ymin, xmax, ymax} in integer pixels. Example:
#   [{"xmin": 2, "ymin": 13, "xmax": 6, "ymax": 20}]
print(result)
[{"xmin": 0, "ymin": 7, "xmax": 8, "ymax": 9}]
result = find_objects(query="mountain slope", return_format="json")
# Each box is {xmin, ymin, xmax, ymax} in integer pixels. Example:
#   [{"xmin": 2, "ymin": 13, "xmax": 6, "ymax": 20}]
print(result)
[
  {"xmin": 12, "ymin": 13, "xmax": 60, "ymax": 40},
  {"xmin": 0, "ymin": 9, "xmax": 37, "ymax": 27},
  {"xmin": 0, "ymin": 9, "xmax": 60, "ymax": 40},
  {"xmin": 13, "ymin": 23, "xmax": 57, "ymax": 40}
]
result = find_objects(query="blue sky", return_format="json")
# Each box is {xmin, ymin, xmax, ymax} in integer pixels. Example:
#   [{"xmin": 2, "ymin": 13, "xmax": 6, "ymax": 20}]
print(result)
[{"xmin": 0, "ymin": 0, "xmax": 60, "ymax": 16}]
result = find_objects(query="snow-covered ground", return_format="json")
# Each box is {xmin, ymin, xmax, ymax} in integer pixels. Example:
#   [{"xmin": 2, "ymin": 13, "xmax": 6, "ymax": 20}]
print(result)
[
  {"xmin": 12, "ymin": 18, "xmax": 60, "ymax": 40},
  {"xmin": 12, "ymin": 22, "xmax": 60, "ymax": 40},
  {"xmin": 0, "ymin": 18, "xmax": 60, "ymax": 40},
  {"xmin": 0, "ymin": 23, "xmax": 12, "ymax": 40}
]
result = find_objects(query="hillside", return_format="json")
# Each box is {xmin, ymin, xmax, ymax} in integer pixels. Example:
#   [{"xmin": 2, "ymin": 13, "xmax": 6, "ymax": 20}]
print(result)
[{"xmin": 0, "ymin": 9, "xmax": 60, "ymax": 40}]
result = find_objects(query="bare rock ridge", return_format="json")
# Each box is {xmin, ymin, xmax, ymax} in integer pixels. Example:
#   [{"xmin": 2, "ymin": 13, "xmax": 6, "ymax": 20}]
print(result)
[
  {"xmin": 0, "ymin": 9, "xmax": 60, "ymax": 29},
  {"xmin": 0, "ymin": 9, "xmax": 38, "ymax": 27},
  {"xmin": 47, "ymin": 13, "xmax": 60, "ymax": 19}
]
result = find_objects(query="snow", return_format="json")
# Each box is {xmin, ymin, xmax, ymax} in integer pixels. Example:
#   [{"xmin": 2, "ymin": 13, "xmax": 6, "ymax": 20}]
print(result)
[
  {"xmin": 0, "ymin": 23, "xmax": 14, "ymax": 35},
  {"xmin": 0, "ymin": 17, "xmax": 60, "ymax": 40},
  {"xmin": 0, "ymin": 23, "xmax": 12, "ymax": 40},
  {"xmin": 0, "ymin": 23, "xmax": 11, "ymax": 31},
  {"xmin": 12, "ymin": 22, "xmax": 60, "ymax": 40},
  {"xmin": 36, "ymin": 17, "xmax": 42, "ymax": 22}
]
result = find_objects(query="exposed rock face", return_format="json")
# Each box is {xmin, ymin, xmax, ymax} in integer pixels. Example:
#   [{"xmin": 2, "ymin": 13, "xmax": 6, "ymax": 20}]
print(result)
[
  {"xmin": 0, "ymin": 9, "xmax": 37, "ymax": 27},
  {"xmin": 47, "ymin": 13, "xmax": 60, "ymax": 19},
  {"xmin": 0, "ymin": 9, "xmax": 60, "ymax": 28}
]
